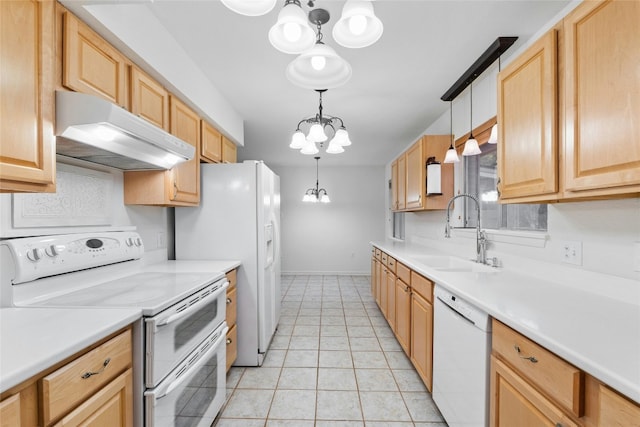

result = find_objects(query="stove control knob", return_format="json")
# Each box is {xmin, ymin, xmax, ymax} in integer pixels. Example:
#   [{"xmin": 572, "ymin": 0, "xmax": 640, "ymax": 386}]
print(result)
[
  {"xmin": 125, "ymin": 238, "xmax": 134, "ymax": 247},
  {"xmin": 134, "ymin": 238, "xmax": 142, "ymax": 247},
  {"xmin": 26, "ymin": 248, "xmax": 43, "ymax": 262},
  {"xmin": 45, "ymin": 245, "xmax": 61, "ymax": 257}
]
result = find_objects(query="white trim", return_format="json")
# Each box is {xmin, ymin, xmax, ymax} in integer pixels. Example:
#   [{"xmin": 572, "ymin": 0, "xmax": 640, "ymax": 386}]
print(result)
[{"xmin": 452, "ymin": 227, "xmax": 548, "ymax": 248}]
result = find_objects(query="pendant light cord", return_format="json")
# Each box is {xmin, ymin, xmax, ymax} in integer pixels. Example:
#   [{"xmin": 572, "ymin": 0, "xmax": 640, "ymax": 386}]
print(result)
[
  {"xmin": 469, "ymin": 82, "xmax": 474, "ymax": 138},
  {"xmin": 449, "ymin": 101, "xmax": 454, "ymax": 149}
]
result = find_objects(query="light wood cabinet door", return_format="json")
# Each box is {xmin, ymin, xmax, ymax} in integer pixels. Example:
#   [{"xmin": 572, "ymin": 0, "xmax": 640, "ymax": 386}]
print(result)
[
  {"xmin": 490, "ymin": 356, "xmax": 578, "ymax": 427},
  {"xmin": 391, "ymin": 160, "xmax": 399, "ymax": 211},
  {"xmin": 394, "ymin": 278, "xmax": 411, "ymax": 355},
  {"xmin": 380, "ymin": 265, "xmax": 388, "ymax": 318},
  {"xmin": 374, "ymin": 259, "xmax": 382, "ymax": 307},
  {"xmin": 226, "ymin": 325, "xmax": 237, "ymax": 372},
  {"xmin": 226, "ymin": 286, "xmax": 237, "ymax": 329},
  {"xmin": 410, "ymin": 291, "xmax": 433, "ymax": 391},
  {"xmin": 63, "ymin": 11, "xmax": 128, "ymax": 107},
  {"xmin": 0, "ymin": 0, "xmax": 56, "ymax": 193},
  {"xmin": 563, "ymin": 0, "xmax": 640, "ymax": 197},
  {"xmin": 497, "ymin": 29, "xmax": 558, "ymax": 201},
  {"xmin": 222, "ymin": 136, "xmax": 237, "ymax": 163},
  {"xmin": 596, "ymin": 383, "xmax": 640, "ymax": 427},
  {"xmin": 169, "ymin": 96, "xmax": 200, "ymax": 204},
  {"xmin": 0, "ymin": 394, "xmax": 21, "ymax": 427},
  {"xmin": 386, "ymin": 271, "xmax": 396, "ymax": 330},
  {"xmin": 129, "ymin": 66, "xmax": 169, "ymax": 131},
  {"xmin": 370, "ymin": 255, "xmax": 377, "ymax": 297},
  {"xmin": 52, "ymin": 369, "xmax": 133, "ymax": 427},
  {"xmin": 405, "ymin": 140, "xmax": 425, "ymax": 209},
  {"xmin": 201, "ymin": 121, "xmax": 222, "ymax": 163},
  {"xmin": 397, "ymin": 154, "xmax": 406, "ymax": 210}
]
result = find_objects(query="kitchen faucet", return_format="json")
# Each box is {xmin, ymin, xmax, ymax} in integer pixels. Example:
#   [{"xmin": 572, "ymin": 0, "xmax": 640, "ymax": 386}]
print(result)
[{"xmin": 444, "ymin": 194, "xmax": 487, "ymax": 264}]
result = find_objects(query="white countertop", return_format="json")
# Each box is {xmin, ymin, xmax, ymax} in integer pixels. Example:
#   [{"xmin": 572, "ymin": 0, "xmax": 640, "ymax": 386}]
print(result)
[
  {"xmin": 145, "ymin": 260, "xmax": 241, "ymax": 274},
  {"xmin": 372, "ymin": 239, "xmax": 640, "ymax": 405},
  {"xmin": 0, "ymin": 307, "xmax": 140, "ymax": 393}
]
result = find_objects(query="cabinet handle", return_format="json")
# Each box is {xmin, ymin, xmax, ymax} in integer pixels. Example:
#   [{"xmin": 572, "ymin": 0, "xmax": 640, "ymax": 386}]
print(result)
[
  {"xmin": 555, "ymin": 424, "xmax": 563, "ymax": 427},
  {"xmin": 173, "ymin": 180, "xmax": 178, "ymax": 199},
  {"xmin": 514, "ymin": 345, "xmax": 538, "ymax": 363},
  {"xmin": 404, "ymin": 285, "xmax": 410, "ymax": 293},
  {"xmin": 497, "ymin": 177, "xmax": 501, "ymax": 198},
  {"xmin": 226, "ymin": 338, "xmax": 233, "ymax": 345},
  {"xmin": 226, "ymin": 297, "xmax": 232, "ymax": 304},
  {"xmin": 81, "ymin": 358, "xmax": 111, "ymax": 379}
]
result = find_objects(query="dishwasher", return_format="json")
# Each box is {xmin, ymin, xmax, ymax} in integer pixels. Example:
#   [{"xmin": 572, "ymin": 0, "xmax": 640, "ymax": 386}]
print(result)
[{"xmin": 432, "ymin": 284, "xmax": 491, "ymax": 427}]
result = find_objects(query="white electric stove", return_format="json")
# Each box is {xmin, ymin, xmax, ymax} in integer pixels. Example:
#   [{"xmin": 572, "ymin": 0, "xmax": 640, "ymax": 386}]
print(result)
[{"xmin": 0, "ymin": 231, "xmax": 229, "ymax": 427}]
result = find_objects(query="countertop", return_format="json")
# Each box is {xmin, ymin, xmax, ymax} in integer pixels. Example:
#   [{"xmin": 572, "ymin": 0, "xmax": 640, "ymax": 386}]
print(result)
[
  {"xmin": 0, "ymin": 307, "xmax": 140, "ymax": 393},
  {"xmin": 371, "ymin": 239, "xmax": 640, "ymax": 405}
]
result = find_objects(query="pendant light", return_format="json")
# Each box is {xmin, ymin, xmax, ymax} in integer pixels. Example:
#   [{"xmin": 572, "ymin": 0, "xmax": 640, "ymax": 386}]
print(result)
[
  {"xmin": 444, "ymin": 101, "xmax": 460, "ymax": 163},
  {"xmin": 286, "ymin": 9, "xmax": 352, "ymax": 89},
  {"xmin": 268, "ymin": 0, "xmax": 316, "ymax": 54},
  {"xmin": 302, "ymin": 156, "xmax": 330, "ymax": 203},
  {"xmin": 332, "ymin": 0, "xmax": 383, "ymax": 48},
  {"xmin": 221, "ymin": 0, "xmax": 277, "ymax": 16},
  {"xmin": 488, "ymin": 57, "xmax": 501, "ymax": 144},
  {"xmin": 462, "ymin": 82, "xmax": 481, "ymax": 156}
]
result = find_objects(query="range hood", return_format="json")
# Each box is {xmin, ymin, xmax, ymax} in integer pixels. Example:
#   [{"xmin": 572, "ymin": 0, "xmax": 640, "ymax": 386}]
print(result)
[{"xmin": 55, "ymin": 91, "xmax": 195, "ymax": 170}]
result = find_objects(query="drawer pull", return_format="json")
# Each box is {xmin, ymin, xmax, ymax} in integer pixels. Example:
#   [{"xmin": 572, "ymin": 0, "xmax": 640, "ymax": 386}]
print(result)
[
  {"xmin": 81, "ymin": 358, "xmax": 111, "ymax": 379},
  {"xmin": 404, "ymin": 285, "xmax": 410, "ymax": 293},
  {"xmin": 227, "ymin": 297, "xmax": 232, "ymax": 304},
  {"xmin": 514, "ymin": 345, "xmax": 538, "ymax": 363},
  {"xmin": 226, "ymin": 338, "xmax": 233, "ymax": 345}
]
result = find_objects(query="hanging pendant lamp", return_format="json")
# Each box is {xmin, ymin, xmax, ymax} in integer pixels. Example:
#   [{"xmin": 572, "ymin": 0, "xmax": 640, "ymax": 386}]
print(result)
[
  {"xmin": 286, "ymin": 8, "xmax": 352, "ymax": 89},
  {"xmin": 444, "ymin": 101, "xmax": 460, "ymax": 164},
  {"xmin": 462, "ymin": 82, "xmax": 481, "ymax": 156},
  {"xmin": 269, "ymin": 0, "xmax": 316, "ymax": 54},
  {"xmin": 332, "ymin": 0, "xmax": 383, "ymax": 48},
  {"xmin": 302, "ymin": 156, "xmax": 330, "ymax": 203}
]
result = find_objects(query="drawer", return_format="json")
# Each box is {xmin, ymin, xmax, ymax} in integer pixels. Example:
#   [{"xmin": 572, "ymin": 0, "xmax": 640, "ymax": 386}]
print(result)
[
  {"xmin": 0, "ymin": 394, "xmax": 20, "ymax": 427},
  {"xmin": 226, "ymin": 286, "xmax": 237, "ymax": 327},
  {"xmin": 226, "ymin": 324, "xmax": 237, "ymax": 372},
  {"xmin": 396, "ymin": 262, "xmax": 410, "ymax": 284},
  {"xmin": 375, "ymin": 248, "xmax": 382, "ymax": 260},
  {"xmin": 381, "ymin": 252, "xmax": 388, "ymax": 264},
  {"xmin": 386, "ymin": 256, "xmax": 396, "ymax": 273},
  {"xmin": 598, "ymin": 383, "xmax": 640, "ymax": 427},
  {"xmin": 226, "ymin": 268, "xmax": 237, "ymax": 289},
  {"xmin": 410, "ymin": 271, "xmax": 433, "ymax": 302},
  {"xmin": 492, "ymin": 320, "xmax": 584, "ymax": 417},
  {"xmin": 41, "ymin": 329, "xmax": 132, "ymax": 425}
]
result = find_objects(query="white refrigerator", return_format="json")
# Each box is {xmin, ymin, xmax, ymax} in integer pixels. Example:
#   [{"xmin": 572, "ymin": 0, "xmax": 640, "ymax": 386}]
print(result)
[{"xmin": 175, "ymin": 161, "xmax": 281, "ymax": 366}]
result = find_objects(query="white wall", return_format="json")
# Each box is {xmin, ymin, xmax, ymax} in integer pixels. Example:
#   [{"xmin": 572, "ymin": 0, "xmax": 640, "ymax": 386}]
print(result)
[
  {"xmin": 271, "ymin": 164, "xmax": 386, "ymax": 275},
  {"xmin": 384, "ymin": 1, "xmax": 640, "ymax": 283}
]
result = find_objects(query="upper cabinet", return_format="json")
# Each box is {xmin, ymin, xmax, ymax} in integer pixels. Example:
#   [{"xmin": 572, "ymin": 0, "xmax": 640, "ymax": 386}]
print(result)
[
  {"xmin": 498, "ymin": 0, "xmax": 640, "ymax": 202},
  {"xmin": 0, "ymin": 0, "xmax": 56, "ymax": 193},
  {"xmin": 562, "ymin": 0, "xmax": 640, "ymax": 198},
  {"xmin": 129, "ymin": 66, "xmax": 169, "ymax": 132},
  {"xmin": 497, "ymin": 29, "xmax": 558, "ymax": 201},
  {"xmin": 392, "ymin": 135, "xmax": 452, "ymax": 212},
  {"xmin": 222, "ymin": 136, "xmax": 237, "ymax": 164},
  {"xmin": 63, "ymin": 11, "xmax": 129, "ymax": 108},
  {"xmin": 201, "ymin": 121, "xmax": 223, "ymax": 163}
]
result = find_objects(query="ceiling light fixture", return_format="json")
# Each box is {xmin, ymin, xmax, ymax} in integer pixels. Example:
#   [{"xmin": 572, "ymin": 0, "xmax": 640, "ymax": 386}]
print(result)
[
  {"xmin": 268, "ymin": 0, "xmax": 316, "ymax": 54},
  {"xmin": 221, "ymin": 0, "xmax": 277, "ymax": 16},
  {"xmin": 332, "ymin": 0, "xmax": 383, "ymax": 48},
  {"xmin": 303, "ymin": 156, "xmax": 330, "ymax": 203},
  {"xmin": 290, "ymin": 89, "xmax": 352, "ymax": 155},
  {"xmin": 286, "ymin": 8, "xmax": 352, "ymax": 89},
  {"xmin": 444, "ymin": 101, "xmax": 460, "ymax": 164},
  {"xmin": 462, "ymin": 82, "xmax": 481, "ymax": 156}
]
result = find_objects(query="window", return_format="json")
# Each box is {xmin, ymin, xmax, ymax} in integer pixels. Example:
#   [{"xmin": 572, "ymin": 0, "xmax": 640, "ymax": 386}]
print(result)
[{"xmin": 464, "ymin": 143, "xmax": 547, "ymax": 231}]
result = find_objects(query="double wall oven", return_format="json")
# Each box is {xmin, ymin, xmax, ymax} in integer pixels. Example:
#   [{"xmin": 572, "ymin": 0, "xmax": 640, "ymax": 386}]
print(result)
[{"xmin": 0, "ymin": 231, "xmax": 229, "ymax": 426}]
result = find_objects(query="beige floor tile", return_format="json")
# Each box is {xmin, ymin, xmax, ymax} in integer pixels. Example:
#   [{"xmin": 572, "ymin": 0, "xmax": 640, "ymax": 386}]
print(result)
[
  {"xmin": 318, "ymin": 368, "xmax": 357, "ymax": 390},
  {"xmin": 221, "ymin": 389, "xmax": 274, "ymax": 419},
  {"xmin": 278, "ymin": 367, "xmax": 317, "ymax": 390},
  {"xmin": 392, "ymin": 369, "xmax": 428, "ymax": 392},
  {"xmin": 349, "ymin": 337, "xmax": 382, "ymax": 352},
  {"xmin": 355, "ymin": 369, "xmax": 398, "ymax": 391},
  {"xmin": 320, "ymin": 335, "xmax": 350, "ymax": 350},
  {"xmin": 318, "ymin": 350, "xmax": 353, "ymax": 368},
  {"xmin": 268, "ymin": 390, "xmax": 316, "ymax": 420},
  {"xmin": 214, "ymin": 418, "xmax": 266, "ymax": 426},
  {"xmin": 402, "ymin": 391, "xmax": 445, "ymax": 422},
  {"xmin": 352, "ymin": 351, "xmax": 388, "ymax": 369},
  {"xmin": 384, "ymin": 351, "xmax": 413, "ymax": 369},
  {"xmin": 321, "ymin": 316, "xmax": 346, "ymax": 325},
  {"xmin": 266, "ymin": 420, "xmax": 314, "ymax": 427},
  {"xmin": 346, "ymin": 316, "xmax": 371, "ymax": 326},
  {"xmin": 316, "ymin": 390, "xmax": 363, "ymax": 420},
  {"xmin": 237, "ymin": 367, "xmax": 281, "ymax": 389},
  {"xmin": 293, "ymin": 324, "xmax": 321, "ymax": 336},
  {"xmin": 283, "ymin": 349, "xmax": 318, "ymax": 367},
  {"xmin": 295, "ymin": 316, "xmax": 321, "ymax": 326},
  {"xmin": 359, "ymin": 391, "xmax": 412, "ymax": 422},
  {"xmin": 320, "ymin": 325, "xmax": 348, "ymax": 337},
  {"xmin": 289, "ymin": 336, "xmax": 320, "ymax": 350},
  {"xmin": 262, "ymin": 349, "xmax": 286, "ymax": 367},
  {"xmin": 226, "ymin": 367, "xmax": 245, "ymax": 389},
  {"xmin": 347, "ymin": 325, "xmax": 376, "ymax": 337}
]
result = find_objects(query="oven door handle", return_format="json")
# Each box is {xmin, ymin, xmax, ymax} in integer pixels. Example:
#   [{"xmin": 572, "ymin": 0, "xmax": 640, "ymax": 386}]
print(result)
[
  {"xmin": 155, "ymin": 324, "xmax": 228, "ymax": 400},
  {"xmin": 158, "ymin": 280, "xmax": 229, "ymax": 327}
]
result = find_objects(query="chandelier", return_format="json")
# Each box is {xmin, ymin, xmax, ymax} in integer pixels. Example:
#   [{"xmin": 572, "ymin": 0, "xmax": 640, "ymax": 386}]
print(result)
[
  {"xmin": 290, "ymin": 89, "xmax": 352, "ymax": 155},
  {"xmin": 302, "ymin": 156, "xmax": 330, "ymax": 203}
]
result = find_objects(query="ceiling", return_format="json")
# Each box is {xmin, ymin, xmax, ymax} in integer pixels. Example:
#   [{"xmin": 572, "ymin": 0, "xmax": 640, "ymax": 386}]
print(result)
[{"xmin": 66, "ymin": 0, "xmax": 570, "ymax": 167}]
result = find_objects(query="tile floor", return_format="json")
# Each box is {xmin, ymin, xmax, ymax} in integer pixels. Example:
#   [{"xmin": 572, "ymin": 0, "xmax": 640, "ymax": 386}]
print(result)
[{"xmin": 214, "ymin": 275, "xmax": 448, "ymax": 427}]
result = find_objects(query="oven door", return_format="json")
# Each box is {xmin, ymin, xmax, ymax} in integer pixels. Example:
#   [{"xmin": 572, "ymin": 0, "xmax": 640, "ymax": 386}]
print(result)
[
  {"xmin": 145, "ymin": 278, "xmax": 228, "ymax": 387},
  {"xmin": 144, "ymin": 323, "xmax": 228, "ymax": 427}
]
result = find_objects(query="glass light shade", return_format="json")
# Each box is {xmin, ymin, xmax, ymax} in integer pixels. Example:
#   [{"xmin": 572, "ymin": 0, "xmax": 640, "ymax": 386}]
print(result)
[
  {"xmin": 302, "ymin": 193, "xmax": 313, "ymax": 202},
  {"xmin": 320, "ymin": 193, "xmax": 330, "ymax": 203},
  {"xmin": 289, "ymin": 130, "xmax": 306, "ymax": 149},
  {"xmin": 332, "ymin": 0, "xmax": 383, "ymax": 48},
  {"xmin": 426, "ymin": 162, "xmax": 442, "ymax": 195},
  {"xmin": 326, "ymin": 141, "xmax": 345, "ymax": 154},
  {"xmin": 221, "ymin": 0, "xmax": 276, "ymax": 16},
  {"xmin": 300, "ymin": 140, "xmax": 319, "ymax": 155},
  {"xmin": 331, "ymin": 127, "xmax": 352, "ymax": 146},
  {"xmin": 268, "ymin": 2, "xmax": 315, "ymax": 54},
  {"xmin": 462, "ymin": 136, "xmax": 481, "ymax": 156},
  {"xmin": 307, "ymin": 123, "xmax": 328, "ymax": 142},
  {"xmin": 443, "ymin": 147, "xmax": 460, "ymax": 163},
  {"xmin": 488, "ymin": 123, "xmax": 498, "ymax": 144},
  {"xmin": 286, "ymin": 42, "xmax": 352, "ymax": 89}
]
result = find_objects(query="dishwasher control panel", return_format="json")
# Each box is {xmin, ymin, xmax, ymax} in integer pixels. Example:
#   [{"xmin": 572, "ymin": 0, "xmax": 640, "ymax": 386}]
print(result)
[{"xmin": 434, "ymin": 285, "xmax": 492, "ymax": 332}]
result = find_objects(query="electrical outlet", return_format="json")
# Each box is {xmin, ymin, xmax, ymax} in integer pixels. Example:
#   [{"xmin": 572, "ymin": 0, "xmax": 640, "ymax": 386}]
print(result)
[
  {"xmin": 634, "ymin": 242, "xmax": 640, "ymax": 272},
  {"xmin": 157, "ymin": 232, "xmax": 166, "ymax": 249},
  {"xmin": 562, "ymin": 240, "xmax": 582, "ymax": 266}
]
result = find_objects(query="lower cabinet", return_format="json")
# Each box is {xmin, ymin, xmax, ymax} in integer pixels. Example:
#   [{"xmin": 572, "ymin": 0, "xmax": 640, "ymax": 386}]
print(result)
[
  {"xmin": 394, "ymin": 270, "xmax": 411, "ymax": 355},
  {"xmin": 410, "ymin": 290, "xmax": 433, "ymax": 391},
  {"xmin": 225, "ymin": 268, "xmax": 238, "ymax": 371},
  {"xmin": 386, "ymin": 269, "xmax": 397, "ymax": 331},
  {"xmin": 0, "ymin": 327, "xmax": 133, "ymax": 427}
]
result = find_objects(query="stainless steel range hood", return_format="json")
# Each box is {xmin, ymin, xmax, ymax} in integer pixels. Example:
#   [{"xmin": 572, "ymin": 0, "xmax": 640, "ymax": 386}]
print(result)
[{"xmin": 55, "ymin": 91, "xmax": 195, "ymax": 170}]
